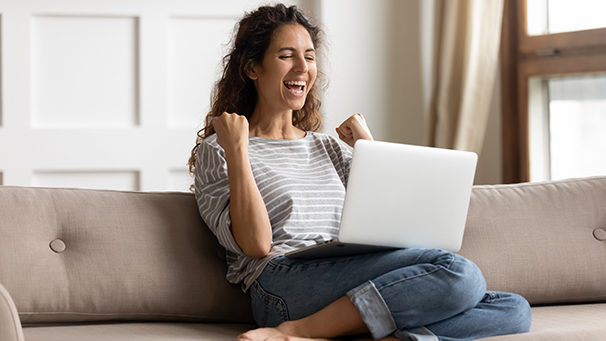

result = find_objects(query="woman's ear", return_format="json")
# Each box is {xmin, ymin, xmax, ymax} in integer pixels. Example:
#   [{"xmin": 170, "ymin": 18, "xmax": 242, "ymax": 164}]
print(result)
[{"xmin": 245, "ymin": 62, "xmax": 260, "ymax": 80}]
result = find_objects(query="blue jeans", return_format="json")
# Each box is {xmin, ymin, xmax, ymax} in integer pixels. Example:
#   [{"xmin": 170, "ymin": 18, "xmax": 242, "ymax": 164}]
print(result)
[{"xmin": 249, "ymin": 249, "xmax": 531, "ymax": 340}]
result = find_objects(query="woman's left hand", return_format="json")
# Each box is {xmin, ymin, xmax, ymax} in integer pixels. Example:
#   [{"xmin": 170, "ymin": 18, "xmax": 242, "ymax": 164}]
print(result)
[{"xmin": 336, "ymin": 114, "xmax": 374, "ymax": 148}]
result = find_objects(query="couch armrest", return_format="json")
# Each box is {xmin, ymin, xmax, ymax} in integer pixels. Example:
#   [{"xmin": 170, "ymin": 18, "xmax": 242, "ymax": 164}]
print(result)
[{"xmin": 0, "ymin": 283, "xmax": 25, "ymax": 341}]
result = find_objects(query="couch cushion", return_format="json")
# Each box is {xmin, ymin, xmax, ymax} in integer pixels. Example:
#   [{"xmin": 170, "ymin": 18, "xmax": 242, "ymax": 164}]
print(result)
[
  {"xmin": 481, "ymin": 303, "xmax": 606, "ymax": 341},
  {"xmin": 0, "ymin": 186, "xmax": 254, "ymax": 325},
  {"xmin": 458, "ymin": 176, "xmax": 606, "ymax": 305},
  {"xmin": 23, "ymin": 322, "xmax": 254, "ymax": 341},
  {"xmin": 21, "ymin": 304, "xmax": 606, "ymax": 341}
]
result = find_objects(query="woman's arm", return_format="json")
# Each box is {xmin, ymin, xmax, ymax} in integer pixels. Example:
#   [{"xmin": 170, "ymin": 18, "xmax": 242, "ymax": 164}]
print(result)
[
  {"xmin": 335, "ymin": 113, "xmax": 374, "ymax": 147},
  {"xmin": 214, "ymin": 112, "xmax": 272, "ymax": 259}
]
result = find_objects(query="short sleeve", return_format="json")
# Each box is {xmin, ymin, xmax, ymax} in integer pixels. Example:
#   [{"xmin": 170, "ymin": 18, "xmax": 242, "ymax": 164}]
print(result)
[
  {"xmin": 337, "ymin": 140, "xmax": 353, "ymax": 187},
  {"xmin": 194, "ymin": 138, "xmax": 244, "ymax": 255},
  {"xmin": 326, "ymin": 136, "xmax": 353, "ymax": 187}
]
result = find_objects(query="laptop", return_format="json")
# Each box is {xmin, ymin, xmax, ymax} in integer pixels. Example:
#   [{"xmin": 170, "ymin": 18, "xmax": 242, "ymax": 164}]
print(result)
[{"xmin": 285, "ymin": 139, "xmax": 477, "ymax": 259}]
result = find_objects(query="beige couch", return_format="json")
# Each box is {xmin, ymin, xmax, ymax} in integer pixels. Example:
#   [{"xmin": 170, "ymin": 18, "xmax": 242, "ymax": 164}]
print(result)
[{"xmin": 1, "ymin": 176, "xmax": 606, "ymax": 341}]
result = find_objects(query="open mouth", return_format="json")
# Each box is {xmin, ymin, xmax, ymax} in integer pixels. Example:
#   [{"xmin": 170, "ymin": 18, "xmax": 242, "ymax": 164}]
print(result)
[{"xmin": 284, "ymin": 80, "xmax": 306, "ymax": 95}]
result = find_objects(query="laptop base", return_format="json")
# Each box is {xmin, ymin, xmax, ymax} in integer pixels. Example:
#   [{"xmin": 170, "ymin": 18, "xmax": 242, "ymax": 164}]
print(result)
[{"xmin": 285, "ymin": 241, "xmax": 400, "ymax": 259}]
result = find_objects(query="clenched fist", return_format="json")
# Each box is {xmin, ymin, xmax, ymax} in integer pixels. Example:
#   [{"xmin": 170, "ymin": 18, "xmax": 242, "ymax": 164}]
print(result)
[
  {"xmin": 213, "ymin": 112, "xmax": 249, "ymax": 153},
  {"xmin": 336, "ymin": 114, "xmax": 374, "ymax": 148}
]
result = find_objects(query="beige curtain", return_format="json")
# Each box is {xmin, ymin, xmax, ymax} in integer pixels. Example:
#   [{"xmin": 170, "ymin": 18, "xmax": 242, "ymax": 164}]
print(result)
[{"xmin": 428, "ymin": 0, "xmax": 504, "ymax": 153}]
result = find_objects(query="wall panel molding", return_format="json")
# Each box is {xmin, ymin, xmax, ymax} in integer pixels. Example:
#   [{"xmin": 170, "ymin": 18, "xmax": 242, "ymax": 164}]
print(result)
[
  {"xmin": 32, "ymin": 170, "xmax": 140, "ymax": 191},
  {"xmin": 168, "ymin": 168, "xmax": 191, "ymax": 192},
  {"xmin": 31, "ymin": 15, "xmax": 139, "ymax": 129},
  {"xmin": 0, "ymin": 0, "xmax": 285, "ymax": 191}
]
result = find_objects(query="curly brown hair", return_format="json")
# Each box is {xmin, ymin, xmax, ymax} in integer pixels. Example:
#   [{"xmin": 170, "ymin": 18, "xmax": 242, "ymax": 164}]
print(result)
[{"xmin": 187, "ymin": 4, "xmax": 325, "ymax": 181}]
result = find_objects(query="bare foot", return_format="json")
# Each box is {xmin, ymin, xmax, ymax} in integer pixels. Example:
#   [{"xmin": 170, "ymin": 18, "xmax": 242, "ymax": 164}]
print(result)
[
  {"xmin": 236, "ymin": 327, "xmax": 332, "ymax": 341},
  {"xmin": 237, "ymin": 327, "xmax": 282, "ymax": 341}
]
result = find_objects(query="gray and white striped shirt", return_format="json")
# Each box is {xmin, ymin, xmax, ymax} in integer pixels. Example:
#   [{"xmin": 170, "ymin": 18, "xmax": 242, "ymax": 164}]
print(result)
[{"xmin": 194, "ymin": 131, "xmax": 353, "ymax": 291}]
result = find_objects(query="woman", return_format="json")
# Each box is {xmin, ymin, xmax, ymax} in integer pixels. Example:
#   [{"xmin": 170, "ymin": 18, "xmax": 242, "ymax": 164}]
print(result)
[{"xmin": 188, "ymin": 4, "xmax": 531, "ymax": 341}]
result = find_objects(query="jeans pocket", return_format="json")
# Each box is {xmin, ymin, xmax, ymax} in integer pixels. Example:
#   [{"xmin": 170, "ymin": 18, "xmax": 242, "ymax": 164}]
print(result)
[{"xmin": 249, "ymin": 281, "xmax": 290, "ymax": 327}]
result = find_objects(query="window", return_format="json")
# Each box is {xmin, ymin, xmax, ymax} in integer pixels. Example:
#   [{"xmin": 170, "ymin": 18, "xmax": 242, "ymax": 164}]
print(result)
[
  {"xmin": 500, "ymin": 0, "xmax": 606, "ymax": 183},
  {"xmin": 528, "ymin": 74, "xmax": 606, "ymax": 181}
]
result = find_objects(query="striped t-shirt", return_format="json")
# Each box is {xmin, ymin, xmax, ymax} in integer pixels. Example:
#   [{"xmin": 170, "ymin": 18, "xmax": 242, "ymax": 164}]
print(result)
[{"xmin": 194, "ymin": 131, "xmax": 353, "ymax": 291}]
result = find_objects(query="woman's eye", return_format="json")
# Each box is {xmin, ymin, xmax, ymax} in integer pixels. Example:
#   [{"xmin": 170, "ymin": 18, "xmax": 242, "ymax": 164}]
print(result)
[
  {"xmin": 305, "ymin": 56, "xmax": 315, "ymax": 61},
  {"xmin": 280, "ymin": 55, "xmax": 293, "ymax": 59}
]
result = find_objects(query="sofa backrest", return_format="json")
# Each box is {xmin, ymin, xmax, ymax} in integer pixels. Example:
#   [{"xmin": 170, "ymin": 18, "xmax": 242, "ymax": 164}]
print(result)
[
  {"xmin": 0, "ymin": 186, "xmax": 254, "ymax": 325},
  {"xmin": 458, "ymin": 176, "xmax": 606, "ymax": 306}
]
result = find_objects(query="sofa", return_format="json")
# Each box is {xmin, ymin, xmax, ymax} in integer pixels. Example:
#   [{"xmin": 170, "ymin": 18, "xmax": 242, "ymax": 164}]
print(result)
[{"xmin": 1, "ymin": 175, "xmax": 606, "ymax": 341}]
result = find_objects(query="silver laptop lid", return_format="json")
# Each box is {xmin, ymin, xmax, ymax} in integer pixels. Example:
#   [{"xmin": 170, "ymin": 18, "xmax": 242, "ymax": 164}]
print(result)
[{"xmin": 337, "ymin": 140, "xmax": 477, "ymax": 252}]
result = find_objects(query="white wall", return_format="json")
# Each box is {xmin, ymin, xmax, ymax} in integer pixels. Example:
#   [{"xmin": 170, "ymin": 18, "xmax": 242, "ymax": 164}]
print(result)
[
  {"xmin": 319, "ymin": 0, "xmax": 427, "ymax": 146},
  {"xmin": 0, "ymin": 0, "xmax": 503, "ymax": 190},
  {"xmin": 318, "ymin": 0, "xmax": 502, "ymax": 185}
]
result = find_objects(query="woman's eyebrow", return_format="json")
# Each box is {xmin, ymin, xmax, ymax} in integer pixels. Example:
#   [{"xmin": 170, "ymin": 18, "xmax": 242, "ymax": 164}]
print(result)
[{"xmin": 278, "ymin": 47, "xmax": 315, "ymax": 53}]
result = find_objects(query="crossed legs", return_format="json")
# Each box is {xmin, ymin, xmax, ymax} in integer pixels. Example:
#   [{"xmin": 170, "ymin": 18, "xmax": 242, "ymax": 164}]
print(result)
[{"xmin": 240, "ymin": 249, "xmax": 530, "ymax": 341}]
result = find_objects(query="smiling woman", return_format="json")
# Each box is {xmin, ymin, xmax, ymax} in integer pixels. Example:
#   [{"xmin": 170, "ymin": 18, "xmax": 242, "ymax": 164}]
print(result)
[
  {"xmin": 186, "ymin": 4, "xmax": 324, "ymax": 160},
  {"xmin": 188, "ymin": 4, "xmax": 530, "ymax": 341}
]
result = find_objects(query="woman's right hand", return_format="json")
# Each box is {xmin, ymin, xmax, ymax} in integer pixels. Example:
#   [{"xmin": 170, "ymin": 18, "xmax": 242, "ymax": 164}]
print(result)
[{"xmin": 213, "ymin": 112, "xmax": 249, "ymax": 153}]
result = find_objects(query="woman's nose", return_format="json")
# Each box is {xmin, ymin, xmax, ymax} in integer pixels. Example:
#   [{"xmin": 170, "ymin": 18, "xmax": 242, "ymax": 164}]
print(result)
[{"xmin": 294, "ymin": 55, "xmax": 308, "ymax": 73}]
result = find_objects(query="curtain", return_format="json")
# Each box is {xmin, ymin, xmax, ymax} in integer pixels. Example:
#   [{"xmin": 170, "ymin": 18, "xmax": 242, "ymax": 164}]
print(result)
[{"xmin": 428, "ymin": 0, "xmax": 504, "ymax": 153}]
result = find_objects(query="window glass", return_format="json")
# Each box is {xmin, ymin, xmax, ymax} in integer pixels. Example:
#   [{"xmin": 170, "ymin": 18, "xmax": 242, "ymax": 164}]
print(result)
[
  {"xmin": 527, "ymin": 0, "xmax": 606, "ymax": 35},
  {"xmin": 548, "ymin": 75, "xmax": 606, "ymax": 180}
]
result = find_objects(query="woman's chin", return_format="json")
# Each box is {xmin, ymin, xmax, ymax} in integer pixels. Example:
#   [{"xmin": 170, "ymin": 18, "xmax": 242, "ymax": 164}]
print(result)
[
  {"xmin": 289, "ymin": 98, "xmax": 307, "ymax": 111},
  {"xmin": 282, "ymin": 91, "xmax": 308, "ymax": 110}
]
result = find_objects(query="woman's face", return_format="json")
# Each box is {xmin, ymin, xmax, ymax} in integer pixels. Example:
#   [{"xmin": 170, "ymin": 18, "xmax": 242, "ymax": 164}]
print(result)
[{"xmin": 248, "ymin": 24, "xmax": 317, "ymax": 113}]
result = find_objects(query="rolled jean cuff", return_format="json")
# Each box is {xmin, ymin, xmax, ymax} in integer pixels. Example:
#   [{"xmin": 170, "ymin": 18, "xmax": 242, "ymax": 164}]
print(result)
[
  {"xmin": 347, "ymin": 280, "xmax": 397, "ymax": 339},
  {"xmin": 394, "ymin": 327, "xmax": 439, "ymax": 341}
]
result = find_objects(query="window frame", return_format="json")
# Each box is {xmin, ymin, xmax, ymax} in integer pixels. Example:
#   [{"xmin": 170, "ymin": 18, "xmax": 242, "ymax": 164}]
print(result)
[{"xmin": 500, "ymin": 0, "xmax": 606, "ymax": 183}]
